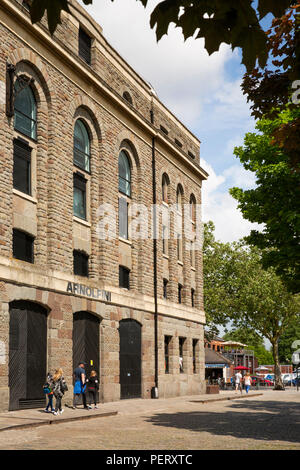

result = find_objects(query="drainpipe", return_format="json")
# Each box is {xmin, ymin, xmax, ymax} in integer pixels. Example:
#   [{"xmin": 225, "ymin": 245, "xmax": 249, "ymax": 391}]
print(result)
[{"xmin": 150, "ymin": 96, "xmax": 159, "ymax": 399}]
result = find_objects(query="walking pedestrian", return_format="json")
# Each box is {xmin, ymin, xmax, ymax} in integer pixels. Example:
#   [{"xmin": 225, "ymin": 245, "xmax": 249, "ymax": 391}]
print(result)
[
  {"xmin": 235, "ymin": 371, "xmax": 243, "ymax": 394},
  {"xmin": 244, "ymin": 372, "xmax": 252, "ymax": 394},
  {"xmin": 52, "ymin": 368, "xmax": 68, "ymax": 415},
  {"xmin": 43, "ymin": 372, "xmax": 55, "ymax": 413},
  {"xmin": 86, "ymin": 370, "xmax": 99, "ymax": 409},
  {"xmin": 73, "ymin": 361, "xmax": 88, "ymax": 409}
]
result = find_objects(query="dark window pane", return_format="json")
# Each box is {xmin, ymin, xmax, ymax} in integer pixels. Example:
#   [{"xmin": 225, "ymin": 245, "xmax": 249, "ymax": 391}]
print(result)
[
  {"xmin": 73, "ymin": 250, "xmax": 89, "ymax": 277},
  {"xmin": 178, "ymin": 284, "xmax": 182, "ymax": 304},
  {"xmin": 165, "ymin": 336, "xmax": 171, "ymax": 374},
  {"xmin": 119, "ymin": 197, "xmax": 128, "ymax": 239},
  {"xmin": 118, "ymin": 151, "xmax": 131, "ymax": 197},
  {"xmin": 13, "ymin": 139, "xmax": 31, "ymax": 195},
  {"xmin": 79, "ymin": 27, "xmax": 91, "ymax": 65},
  {"xmin": 14, "ymin": 81, "xmax": 36, "ymax": 139},
  {"xmin": 191, "ymin": 288, "xmax": 195, "ymax": 307},
  {"xmin": 74, "ymin": 119, "xmax": 90, "ymax": 172},
  {"xmin": 73, "ymin": 173, "xmax": 86, "ymax": 220},
  {"xmin": 13, "ymin": 229, "xmax": 34, "ymax": 263},
  {"xmin": 163, "ymin": 279, "xmax": 168, "ymax": 299},
  {"xmin": 193, "ymin": 339, "xmax": 198, "ymax": 373},
  {"xmin": 119, "ymin": 266, "xmax": 130, "ymax": 289}
]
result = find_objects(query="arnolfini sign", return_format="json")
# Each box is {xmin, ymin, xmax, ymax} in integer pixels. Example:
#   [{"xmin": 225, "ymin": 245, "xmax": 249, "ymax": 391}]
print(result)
[{"xmin": 66, "ymin": 282, "xmax": 111, "ymax": 301}]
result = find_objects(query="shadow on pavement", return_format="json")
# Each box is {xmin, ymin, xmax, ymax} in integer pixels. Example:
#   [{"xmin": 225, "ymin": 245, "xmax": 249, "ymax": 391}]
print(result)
[{"xmin": 145, "ymin": 400, "xmax": 300, "ymax": 444}]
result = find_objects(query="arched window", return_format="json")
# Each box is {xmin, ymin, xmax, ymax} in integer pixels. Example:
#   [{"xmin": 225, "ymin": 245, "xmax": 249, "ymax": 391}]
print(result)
[
  {"xmin": 176, "ymin": 184, "xmax": 183, "ymax": 212},
  {"xmin": 123, "ymin": 91, "xmax": 133, "ymax": 105},
  {"xmin": 118, "ymin": 150, "xmax": 131, "ymax": 197},
  {"xmin": 14, "ymin": 79, "xmax": 37, "ymax": 140},
  {"xmin": 162, "ymin": 174, "xmax": 169, "ymax": 203},
  {"xmin": 74, "ymin": 119, "xmax": 90, "ymax": 172},
  {"xmin": 190, "ymin": 194, "xmax": 196, "ymax": 223}
]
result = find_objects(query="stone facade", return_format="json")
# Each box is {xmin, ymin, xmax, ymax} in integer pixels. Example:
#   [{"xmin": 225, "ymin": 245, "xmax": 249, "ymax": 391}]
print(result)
[{"xmin": 0, "ymin": 0, "xmax": 208, "ymax": 412}]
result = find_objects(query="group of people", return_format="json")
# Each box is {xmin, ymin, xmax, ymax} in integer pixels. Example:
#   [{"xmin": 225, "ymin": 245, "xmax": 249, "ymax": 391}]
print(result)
[
  {"xmin": 232, "ymin": 371, "xmax": 252, "ymax": 394},
  {"xmin": 43, "ymin": 362, "xmax": 99, "ymax": 415}
]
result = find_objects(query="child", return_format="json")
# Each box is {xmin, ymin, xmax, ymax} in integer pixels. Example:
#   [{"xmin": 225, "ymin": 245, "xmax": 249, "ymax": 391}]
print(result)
[
  {"xmin": 86, "ymin": 370, "xmax": 99, "ymax": 409},
  {"xmin": 43, "ymin": 372, "xmax": 55, "ymax": 413},
  {"xmin": 52, "ymin": 368, "xmax": 68, "ymax": 415}
]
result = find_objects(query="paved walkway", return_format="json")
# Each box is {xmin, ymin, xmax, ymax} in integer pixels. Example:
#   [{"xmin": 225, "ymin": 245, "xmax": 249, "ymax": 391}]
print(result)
[
  {"xmin": 0, "ymin": 390, "xmax": 262, "ymax": 432},
  {"xmin": 0, "ymin": 390, "xmax": 299, "ymax": 450}
]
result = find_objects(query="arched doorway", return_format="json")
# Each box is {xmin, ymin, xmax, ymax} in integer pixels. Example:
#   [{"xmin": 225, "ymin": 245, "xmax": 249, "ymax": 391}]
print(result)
[
  {"xmin": 73, "ymin": 311, "xmax": 100, "ymax": 401},
  {"xmin": 9, "ymin": 301, "xmax": 48, "ymax": 410},
  {"xmin": 119, "ymin": 319, "xmax": 142, "ymax": 399}
]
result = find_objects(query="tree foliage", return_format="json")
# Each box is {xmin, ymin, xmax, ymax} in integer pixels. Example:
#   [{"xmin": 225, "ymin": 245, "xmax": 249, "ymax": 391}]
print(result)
[
  {"xmin": 203, "ymin": 222, "xmax": 300, "ymax": 388},
  {"xmin": 27, "ymin": 0, "xmax": 296, "ymax": 71},
  {"xmin": 278, "ymin": 317, "xmax": 300, "ymax": 363},
  {"xmin": 230, "ymin": 107, "xmax": 300, "ymax": 294},
  {"xmin": 242, "ymin": 3, "xmax": 300, "ymax": 170}
]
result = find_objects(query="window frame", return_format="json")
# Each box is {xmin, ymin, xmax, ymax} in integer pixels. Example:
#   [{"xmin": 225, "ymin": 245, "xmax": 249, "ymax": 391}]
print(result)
[
  {"xmin": 13, "ymin": 138, "xmax": 32, "ymax": 196},
  {"xmin": 73, "ymin": 172, "xmax": 87, "ymax": 220},
  {"xmin": 73, "ymin": 250, "xmax": 89, "ymax": 278},
  {"xmin": 78, "ymin": 27, "xmax": 92, "ymax": 65},
  {"xmin": 73, "ymin": 119, "xmax": 91, "ymax": 173},
  {"xmin": 13, "ymin": 228, "xmax": 34, "ymax": 263},
  {"xmin": 14, "ymin": 78, "xmax": 37, "ymax": 141},
  {"xmin": 118, "ymin": 150, "xmax": 131, "ymax": 198},
  {"xmin": 119, "ymin": 265, "xmax": 130, "ymax": 289}
]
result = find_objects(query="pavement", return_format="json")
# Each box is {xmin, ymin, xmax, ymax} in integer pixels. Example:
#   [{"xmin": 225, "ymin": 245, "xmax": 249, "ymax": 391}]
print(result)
[{"xmin": 0, "ymin": 390, "xmax": 263, "ymax": 433}]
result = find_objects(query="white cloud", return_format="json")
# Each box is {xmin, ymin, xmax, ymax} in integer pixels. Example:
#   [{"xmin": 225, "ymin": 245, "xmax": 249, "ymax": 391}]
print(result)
[{"xmin": 201, "ymin": 159, "xmax": 261, "ymax": 243}]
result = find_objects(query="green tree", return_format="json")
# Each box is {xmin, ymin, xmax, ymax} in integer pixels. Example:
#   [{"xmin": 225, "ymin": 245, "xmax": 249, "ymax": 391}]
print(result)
[
  {"xmin": 228, "ymin": 246, "xmax": 300, "ymax": 389},
  {"xmin": 230, "ymin": 107, "xmax": 300, "ymax": 294},
  {"xmin": 278, "ymin": 318, "xmax": 300, "ymax": 363},
  {"xmin": 27, "ymin": 0, "xmax": 296, "ymax": 71},
  {"xmin": 203, "ymin": 223, "xmax": 300, "ymax": 389}
]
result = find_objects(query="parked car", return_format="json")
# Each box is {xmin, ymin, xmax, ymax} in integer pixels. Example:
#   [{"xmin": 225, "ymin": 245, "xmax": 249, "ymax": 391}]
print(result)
[
  {"xmin": 251, "ymin": 376, "xmax": 273, "ymax": 386},
  {"xmin": 285, "ymin": 376, "xmax": 300, "ymax": 386},
  {"xmin": 282, "ymin": 374, "xmax": 294, "ymax": 385}
]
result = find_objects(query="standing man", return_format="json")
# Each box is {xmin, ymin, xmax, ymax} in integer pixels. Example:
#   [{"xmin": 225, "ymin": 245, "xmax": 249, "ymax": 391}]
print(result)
[
  {"xmin": 235, "ymin": 370, "xmax": 243, "ymax": 394},
  {"xmin": 73, "ymin": 361, "xmax": 88, "ymax": 409}
]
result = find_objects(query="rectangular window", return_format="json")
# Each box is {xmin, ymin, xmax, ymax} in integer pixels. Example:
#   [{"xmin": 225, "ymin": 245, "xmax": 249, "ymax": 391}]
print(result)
[
  {"xmin": 119, "ymin": 197, "xmax": 128, "ymax": 239},
  {"xmin": 193, "ymin": 339, "xmax": 198, "ymax": 374},
  {"xmin": 13, "ymin": 138, "xmax": 31, "ymax": 195},
  {"xmin": 73, "ymin": 250, "xmax": 89, "ymax": 277},
  {"xmin": 191, "ymin": 288, "xmax": 195, "ymax": 307},
  {"xmin": 73, "ymin": 172, "xmax": 86, "ymax": 220},
  {"xmin": 13, "ymin": 229, "xmax": 34, "ymax": 263},
  {"xmin": 162, "ymin": 225, "xmax": 168, "ymax": 255},
  {"xmin": 163, "ymin": 279, "xmax": 168, "ymax": 299},
  {"xmin": 179, "ymin": 337, "xmax": 186, "ymax": 373},
  {"xmin": 79, "ymin": 27, "xmax": 92, "ymax": 65},
  {"xmin": 178, "ymin": 283, "xmax": 183, "ymax": 304},
  {"xmin": 177, "ymin": 233, "xmax": 182, "ymax": 261},
  {"xmin": 119, "ymin": 266, "xmax": 130, "ymax": 289},
  {"xmin": 165, "ymin": 336, "xmax": 172, "ymax": 374}
]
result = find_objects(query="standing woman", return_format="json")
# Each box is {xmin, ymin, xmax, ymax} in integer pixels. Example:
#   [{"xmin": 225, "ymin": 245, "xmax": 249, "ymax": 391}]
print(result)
[
  {"xmin": 52, "ymin": 368, "xmax": 68, "ymax": 415},
  {"xmin": 244, "ymin": 372, "xmax": 252, "ymax": 394},
  {"xmin": 86, "ymin": 370, "xmax": 99, "ymax": 409}
]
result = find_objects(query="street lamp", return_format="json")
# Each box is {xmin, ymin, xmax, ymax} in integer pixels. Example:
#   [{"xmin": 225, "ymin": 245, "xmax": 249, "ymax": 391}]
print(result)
[{"xmin": 292, "ymin": 352, "xmax": 300, "ymax": 391}]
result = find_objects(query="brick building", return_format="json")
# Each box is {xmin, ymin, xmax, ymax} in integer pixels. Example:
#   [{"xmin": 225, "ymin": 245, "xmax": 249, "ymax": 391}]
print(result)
[{"xmin": 0, "ymin": 0, "xmax": 208, "ymax": 411}]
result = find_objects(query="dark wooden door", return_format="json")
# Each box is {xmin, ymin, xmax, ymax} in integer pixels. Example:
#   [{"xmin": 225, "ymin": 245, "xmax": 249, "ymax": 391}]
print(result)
[
  {"xmin": 9, "ymin": 301, "xmax": 47, "ymax": 410},
  {"xmin": 119, "ymin": 319, "xmax": 142, "ymax": 399},
  {"xmin": 73, "ymin": 311, "xmax": 100, "ymax": 401}
]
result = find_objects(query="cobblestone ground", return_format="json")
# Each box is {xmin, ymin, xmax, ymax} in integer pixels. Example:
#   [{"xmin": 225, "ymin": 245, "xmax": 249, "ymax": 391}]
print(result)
[{"xmin": 0, "ymin": 391, "xmax": 299, "ymax": 450}]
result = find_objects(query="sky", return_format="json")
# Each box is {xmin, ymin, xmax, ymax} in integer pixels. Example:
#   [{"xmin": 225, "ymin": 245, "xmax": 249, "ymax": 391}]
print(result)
[{"xmin": 78, "ymin": 0, "xmax": 262, "ymax": 244}]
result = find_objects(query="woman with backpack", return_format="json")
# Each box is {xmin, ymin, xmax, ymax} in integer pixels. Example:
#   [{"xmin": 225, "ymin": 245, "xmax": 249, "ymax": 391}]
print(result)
[
  {"xmin": 52, "ymin": 368, "xmax": 68, "ymax": 415},
  {"xmin": 86, "ymin": 370, "xmax": 99, "ymax": 409},
  {"xmin": 43, "ymin": 372, "xmax": 55, "ymax": 413}
]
